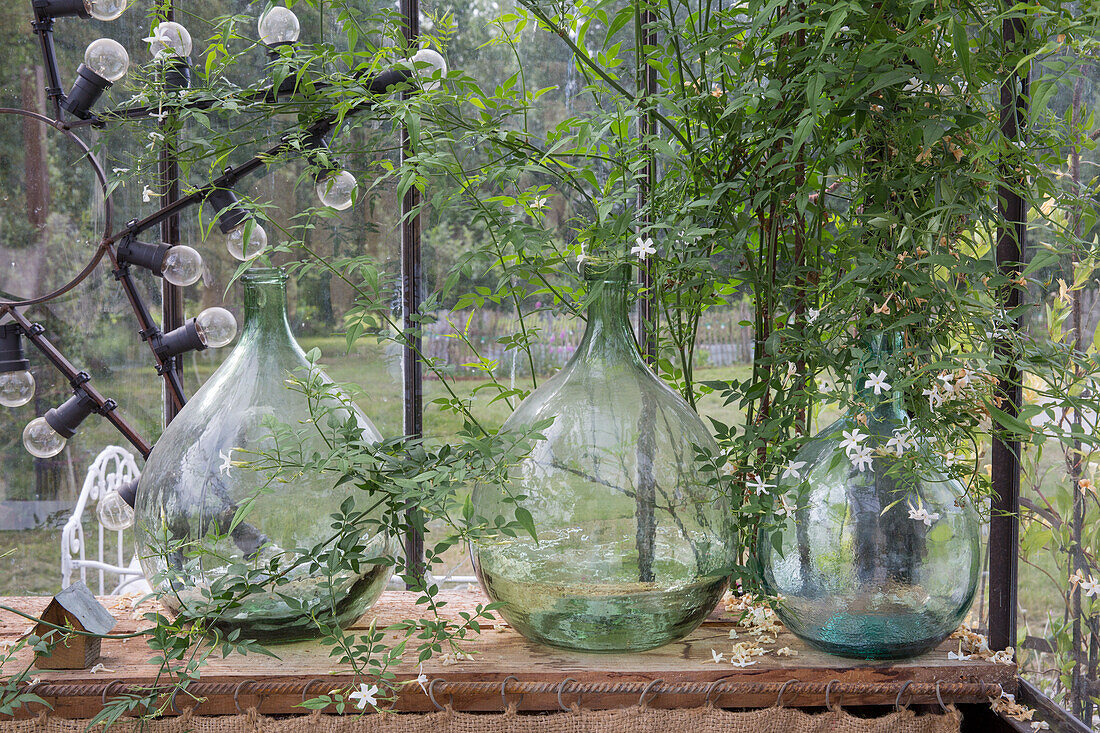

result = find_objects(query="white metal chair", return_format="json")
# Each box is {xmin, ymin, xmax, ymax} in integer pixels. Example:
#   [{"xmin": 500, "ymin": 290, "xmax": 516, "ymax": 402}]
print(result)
[{"xmin": 60, "ymin": 446, "xmax": 149, "ymax": 595}]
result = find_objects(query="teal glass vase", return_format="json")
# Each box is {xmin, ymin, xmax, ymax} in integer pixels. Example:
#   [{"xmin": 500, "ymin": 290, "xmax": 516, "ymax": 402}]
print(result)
[
  {"xmin": 470, "ymin": 264, "xmax": 737, "ymax": 652},
  {"xmin": 134, "ymin": 268, "xmax": 392, "ymax": 642},
  {"xmin": 759, "ymin": 333, "xmax": 981, "ymax": 659}
]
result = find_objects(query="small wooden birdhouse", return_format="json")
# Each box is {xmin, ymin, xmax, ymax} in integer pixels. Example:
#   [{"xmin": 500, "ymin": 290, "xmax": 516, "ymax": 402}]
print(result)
[{"xmin": 33, "ymin": 580, "xmax": 117, "ymax": 670}]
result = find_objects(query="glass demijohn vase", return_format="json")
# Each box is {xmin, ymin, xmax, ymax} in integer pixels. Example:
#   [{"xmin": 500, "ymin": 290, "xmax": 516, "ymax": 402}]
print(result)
[
  {"xmin": 760, "ymin": 333, "xmax": 981, "ymax": 659},
  {"xmin": 471, "ymin": 264, "xmax": 737, "ymax": 652},
  {"xmin": 134, "ymin": 268, "xmax": 392, "ymax": 642}
]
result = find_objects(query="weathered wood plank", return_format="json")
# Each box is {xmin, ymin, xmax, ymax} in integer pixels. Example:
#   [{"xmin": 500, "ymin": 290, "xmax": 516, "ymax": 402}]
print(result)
[{"xmin": 0, "ymin": 591, "xmax": 1015, "ymax": 718}]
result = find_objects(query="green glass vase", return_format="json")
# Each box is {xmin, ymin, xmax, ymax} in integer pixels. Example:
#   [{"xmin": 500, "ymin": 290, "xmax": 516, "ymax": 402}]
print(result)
[
  {"xmin": 759, "ymin": 333, "xmax": 981, "ymax": 659},
  {"xmin": 471, "ymin": 264, "xmax": 737, "ymax": 652},
  {"xmin": 134, "ymin": 268, "xmax": 392, "ymax": 642}
]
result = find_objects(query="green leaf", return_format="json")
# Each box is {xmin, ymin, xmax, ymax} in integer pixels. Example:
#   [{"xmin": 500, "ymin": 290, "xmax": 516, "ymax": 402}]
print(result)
[
  {"xmin": 952, "ymin": 19, "xmax": 972, "ymax": 83},
  {"xmin": 514, "ymin": 507, "xmax": 538, "ymax": 544}
]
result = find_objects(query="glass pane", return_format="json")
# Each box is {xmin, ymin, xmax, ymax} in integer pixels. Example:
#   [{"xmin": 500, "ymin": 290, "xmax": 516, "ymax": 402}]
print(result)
[
  {"xmin": 1017, "ymin": 49, "xmax": 1100, "ymax": 724},
  {"xmin": 0, "ymin": 4, "xmax": 162, "ymax": 595}
]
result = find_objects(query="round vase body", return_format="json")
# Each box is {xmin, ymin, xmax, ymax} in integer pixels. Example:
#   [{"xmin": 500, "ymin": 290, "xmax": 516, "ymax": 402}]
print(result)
[
  {"xmin": 471, "ymin": 266, "xmax": 737, "ymax": 652},
  {"xmin": 760, "ymin": 337, "xmax": 981, "ymax": 659},
  {"xmin": 134, "ymin": 269, "xmax": 391, "ymax": 641}
]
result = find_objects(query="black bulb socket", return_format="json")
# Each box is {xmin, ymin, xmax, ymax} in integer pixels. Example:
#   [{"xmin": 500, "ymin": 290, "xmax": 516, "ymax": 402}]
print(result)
[
  {"xmin": 206, "ymin": 189, "xmax": 248, "ymax": 233},
  {"xmin": 116, "ymin": 478, "xmax": 138, "ymax": 508},
  {"xmin": 0, "ymin": 324, "xmax": 30, "ymax": 374},
  {"xmin": 117, "ymin": 237, "xmax": 171, "ymax": 277},
  {"xmin": 33, "ymin": 0, "xmax": 90, "ymax": 19},
  {"xmin": 153, "ymin": 319, "xmax": 206, "ymax": 360},
  {"xmin": 61, "ymin": 63, "xmax": 111, "ymax": 119},
  {"xmin": 162, "ymin": 55, "xmax": 191, "ymax": 91},
  {"xmin": 265, "ymin": 40, "xmax": 295, "ymax": 61},
  {"xmin": 45, "ymin": 389, "xmax": 97, "ymax": 439}
]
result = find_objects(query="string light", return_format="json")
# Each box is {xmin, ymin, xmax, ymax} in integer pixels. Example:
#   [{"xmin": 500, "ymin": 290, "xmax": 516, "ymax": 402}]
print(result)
[
  {"xmin": 23, "ymin": 388, "xmax": 99, "ymax": 459},
  {"xmin": 0, "ymin": 324, "xmax": 35, "ymax": 409},
  {"xmin": 258, "ymin": 6, "xmax": 300, "ymax": 46},
  {"xmin": 117, "ymin": 237, "xmax": 204, "ymax": 286},
  {"xmin": 61, "ymin": 38, "xmax": 129, "ymax": 118}
]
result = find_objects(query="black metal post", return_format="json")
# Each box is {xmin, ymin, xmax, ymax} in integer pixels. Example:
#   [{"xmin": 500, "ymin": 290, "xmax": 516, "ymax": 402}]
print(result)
[
  {"xmin": 637, "ymin": 3, "xmax": 658, "ymax": 364},
  {"xmin": 160, "ymin": 1, "xmax": 186, "ymax": 425},
  {"xmin": 988, "ymin": 15, "xmax": 1028, "ymax": 653},
  {"xmin": 400, "ymin": 0, "xmax": 425, "ymax": 584}
]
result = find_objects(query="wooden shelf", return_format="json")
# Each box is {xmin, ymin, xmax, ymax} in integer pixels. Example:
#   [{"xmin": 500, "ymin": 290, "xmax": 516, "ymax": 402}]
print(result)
[{"xmin": 0, "ymin": 590, "xmax": 1015, "ymax": 717}]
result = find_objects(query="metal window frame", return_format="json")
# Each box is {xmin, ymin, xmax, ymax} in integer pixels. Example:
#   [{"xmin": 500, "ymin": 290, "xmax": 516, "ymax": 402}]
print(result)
[{"xmin": 154, "ymin": 2, "xmax": 1066, "ymax": 722}]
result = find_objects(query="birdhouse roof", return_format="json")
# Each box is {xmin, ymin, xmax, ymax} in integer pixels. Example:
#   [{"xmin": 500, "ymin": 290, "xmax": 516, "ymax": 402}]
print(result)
[{"xmin": 47, "ymin": 581, "xmax": 117, "ymax": 636}]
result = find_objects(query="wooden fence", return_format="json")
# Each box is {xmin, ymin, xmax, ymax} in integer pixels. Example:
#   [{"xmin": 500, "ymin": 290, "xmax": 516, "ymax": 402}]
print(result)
[{"xmin": 420, "ymin": 302, "xmax": 755, "ymax": 379}]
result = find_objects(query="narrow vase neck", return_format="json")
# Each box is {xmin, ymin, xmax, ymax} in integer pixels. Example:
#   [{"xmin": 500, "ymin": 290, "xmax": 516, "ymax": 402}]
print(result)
[
  {"xmin": 574, "ymin": 268, "xmax": 643, "ymax": 365},
  {"xmin": 240, "ymin": 269, "xmax": 296, "ymax": 345},
  {"xmin": 857, "ymin": 331, "xmax": 906, "ymax": 420}
]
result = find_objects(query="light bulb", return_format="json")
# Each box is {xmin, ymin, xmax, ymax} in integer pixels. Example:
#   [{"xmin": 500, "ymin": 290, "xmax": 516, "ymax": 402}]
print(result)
[
  {"xmin": 146, "ymin": 21, "xmax": 192, "ymax": 57},
  {"xmin": 410, "ymin": 48, "xmax": 447, "ymax": 90},
  {"xmin": 96, "ymin": 490, "xmax": 134, "ymax": 531},
  {"xmin": 225, "ymin": 221, "xmax": 268, "ymax": 260},
  {"xmin": 23, "ymin": 417, "xmax": 67, "ymax": 459},
  {"xmin": 316, "ymin": 170, "xmax": 357, "ymax": 211},
  {"xmin": 0, "ymin": 371, "xmax": 35, "ymax": 408},
  {"xmin": 258, "ymin": 7, "xmax": 300, "ymax": 45},
  {"xmin": 195, "ymin": 307, "xmax": 237, "ymax": 348},
  {"xmin": 84, "ymin": 38, "xmax": 129, "ymax": 82},
  {"xmin": 84, "ymin": 0, "xmax": 127, "ymax": 21},
  {"xmin": 161, "ymin": 244, "xmax": 203, "ymax": 286}
]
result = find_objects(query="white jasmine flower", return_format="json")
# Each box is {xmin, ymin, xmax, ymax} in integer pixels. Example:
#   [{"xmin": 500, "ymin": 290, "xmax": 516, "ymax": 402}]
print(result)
[
  {"xmin": 781, "ymin": 460, "xmax": 806, "ymax": 480},
  {"xmin": 348, "ymin": 683, "xmax": 379, "ymax": 710},
  {"xmin": 710, "ymin": 649, "xmax": 725, "ymax": 663},
  {"xmin": 776, "ymin": 494, "xmax": 796, "ymax": 518},
  {"xmin": 885, "ymin": 432, "xmax": 909, "ymax": 457},
  {"xmin": 746, "ymin": 474, "xmax": 775, "ymax": 496},
  {"xmin": 729, "ymin": 659, "xmax": 758, "ymax": 667},
  {"xmin": 530, "ymin": 197, "xmax": 547, "ymax": 210},
  {"xmin": 806, "ymin": 308, "xmax": 820, "ymax": 323},
  {"xmin": 141, "ymin": 185, "xmax": 160, "ymax": 203},
  {"xmin": 88, "ymin": 663, "xmax": 113, "ymax": 674},
  {"xmin": 923, "ymin": 386, "xmax": 942, "ymax": 410},
  {"xmin": 219, "ymin": 448, "xmax": 234, "ymax": 476},
  {"xmin": 907, "ymin": 502, "xmax": 940, "ymax": 527},
  {"xmin": 864, "ymin": 370, "xmax": 891, "ymax": 395},
  {"xmin": 850, "ymin": 446, "xmax": 874, "ymax": 471},
  {"xmin": 938, "ymin": 373, "xmax": 957, "ymax": 395},
  {"xmin": 631, "ymin": 236, "xmax": 656, "ymax": 259},
  {"xmin": 1079, "ymin": 575, "xmax": 1100, "ymax": 598},
  {"xmin": 415, "ymin": 664, "xmax": 428, "ymax": 694},
  {"xmin": 840, "ymin": 429, "xmax": 869, "ymax": 456}
]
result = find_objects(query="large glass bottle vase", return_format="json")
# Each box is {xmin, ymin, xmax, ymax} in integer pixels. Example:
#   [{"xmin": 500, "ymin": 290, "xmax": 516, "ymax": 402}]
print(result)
[
  {"xmin": 134, "ymin": 268, "xmax": 392, "ymax": 642},
  {"xmin": 471, "ymin": 264, "xmax": 737, "ymax": 652}
]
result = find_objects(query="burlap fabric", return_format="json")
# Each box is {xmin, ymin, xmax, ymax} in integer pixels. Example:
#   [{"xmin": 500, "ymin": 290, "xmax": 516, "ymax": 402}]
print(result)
[{"xmin": 1, "ymin": 705, "xmax": 962, "ymax": 733}]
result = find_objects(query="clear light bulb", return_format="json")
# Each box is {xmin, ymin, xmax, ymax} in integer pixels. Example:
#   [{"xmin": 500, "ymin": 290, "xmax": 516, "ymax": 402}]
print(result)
[
  {"xmin": 0, "ymin": 371, "xmax": 35, "ymax": 408},
  {"xmin": 258, "ymin": 7, "xmax": 300, "ymax": 45},
  {"xmin": 410, "ymin": 48, "xmax": 447, "ymax": 90},
  {"xmin": 84, "ymin": 0, "xmax": 127, "ymax": 21},
  {"xmin": 147, "ymin": 21, "xmax": 192, "ymax": 57},
  {"xmin": 225, "ymin": 221, "xmax": 268, "ymax": 261},
  {"xmin": 84, "ymin": 38, "xmax": 129, "ymax": 82},
  {"xmin": 96, "ymin": 490, "xmax": 134, "ymax": 531},
  {"xmin": 316, "ymin": 170, "xmax": 357, "ymax": 211},
  {"xmin": 195, "ymin": 307, "xmax": 237, "ymax": 348},
  {"xmin": 23, "ymin": 417, "xmax": 66, "ymax": 459},
  {"xmin": 161, "ymin": 244, "xmax": 203, "ymax": 286}
]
